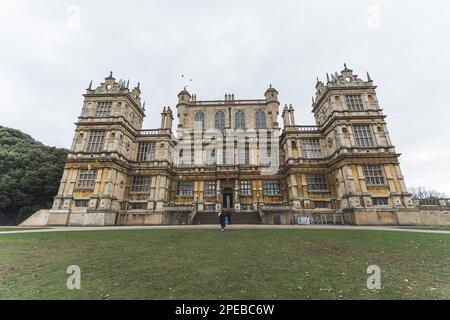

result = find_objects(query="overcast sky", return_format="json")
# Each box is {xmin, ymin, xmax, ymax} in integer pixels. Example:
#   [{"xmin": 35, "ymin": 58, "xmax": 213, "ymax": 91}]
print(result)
[{"xmin": 1, "ymin": 0, "xmax": 449, "ymax": 194}]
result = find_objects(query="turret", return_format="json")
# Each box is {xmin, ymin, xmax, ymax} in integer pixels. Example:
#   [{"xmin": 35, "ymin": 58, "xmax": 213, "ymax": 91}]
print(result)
[
  {"xmin": 264, "ymin": 84, "xmax": 280, "ymax": 129},
  {"xmin": 264, "ymin": 84, "xmax": 278, "ymax": 102},
  {"xmin": 177, "ymin": 87, "xmax": 191, "ymax": 104},
  {"xmin": 176, "ymin": 88, "xmax": 191, "ymax": 129}
]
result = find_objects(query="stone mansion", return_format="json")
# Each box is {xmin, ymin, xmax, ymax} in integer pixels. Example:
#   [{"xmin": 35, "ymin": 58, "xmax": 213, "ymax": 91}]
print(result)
[{"xmin": 40, "ymin": 65, "xmax": 419, "ymax": 226}]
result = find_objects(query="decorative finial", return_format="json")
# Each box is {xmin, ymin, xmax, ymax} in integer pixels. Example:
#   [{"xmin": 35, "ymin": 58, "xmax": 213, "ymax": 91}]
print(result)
[
  {"xmin": 269, "ymin": 83, "xmax": 272, "ymax": 88},
  {"xmin": 109, "ymin": 71, "xmax": 113, "ymax": 77},
  {"xmin": 344, "ymin": 63, "xmax": 347, "ymax": 69},
  {"xmin": 312, "ymin": 96, "xmax": 315, "ymax": 105},
  {"xmin": 126, "ymin": 80, "xmax": 129, "ymax": 89},
  {"xmin": 137, "ymin": 82, "xmax": 140, "ymax": 89},
  {"xmin": 367, "ymin": 72, "xmax": 372, "ymax": 82},
  {"xmin": 326, "ymin": 73, "xmax": 330, "ymax": 83},
  {"xmin": 142, "ymin": 101, "xmax": 146, "ymax": 110},
  {"xmin": 88, "ymin": 80, "xmax": 92, "ymax": 90}
]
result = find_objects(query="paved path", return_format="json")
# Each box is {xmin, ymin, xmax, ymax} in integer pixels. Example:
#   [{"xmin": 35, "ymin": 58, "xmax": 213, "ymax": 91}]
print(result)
[{"xmin": 0, "ymin": 225, "xmax": 449, "ymax": 235}]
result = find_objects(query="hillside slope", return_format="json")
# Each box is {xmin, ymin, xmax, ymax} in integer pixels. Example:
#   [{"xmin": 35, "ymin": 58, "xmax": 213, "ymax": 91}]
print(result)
[{"xmin": 0, "ymin": 126, "xmax": 68, "ymax": 225}]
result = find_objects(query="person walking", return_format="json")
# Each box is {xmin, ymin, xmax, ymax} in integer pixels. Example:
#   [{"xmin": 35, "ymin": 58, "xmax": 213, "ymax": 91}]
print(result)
[{"xmin": 218, "ymin": 211, "xmax": 226, "ymax": 231}]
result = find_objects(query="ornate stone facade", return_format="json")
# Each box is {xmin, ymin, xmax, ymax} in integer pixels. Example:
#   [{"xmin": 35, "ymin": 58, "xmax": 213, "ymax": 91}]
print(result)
[{"xmin": 46, "ymin": 66, "xmax": 416, "ymax": 226}]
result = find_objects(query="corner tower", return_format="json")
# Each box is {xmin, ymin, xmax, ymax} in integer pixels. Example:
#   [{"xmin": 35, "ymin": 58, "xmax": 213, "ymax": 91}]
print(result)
[
  {"xmin": 49, "ymin": 72, "xmax": 145, "ymax": 225},
  {"xmin": 313, "ymin": 65, "xmax": 414, "ymax": 216}
]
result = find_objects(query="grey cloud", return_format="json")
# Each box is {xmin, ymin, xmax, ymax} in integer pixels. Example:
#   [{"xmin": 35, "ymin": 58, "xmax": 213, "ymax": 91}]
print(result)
[{"xmin": 0, "ymin": 0, "xmax": 449, "ymax": 194}]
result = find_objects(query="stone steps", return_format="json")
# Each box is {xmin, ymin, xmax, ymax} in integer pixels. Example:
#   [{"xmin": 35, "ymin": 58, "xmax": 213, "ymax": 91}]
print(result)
[{"xmin": 193, "ymin": 212, "xmax": 261, "ymax": 225}]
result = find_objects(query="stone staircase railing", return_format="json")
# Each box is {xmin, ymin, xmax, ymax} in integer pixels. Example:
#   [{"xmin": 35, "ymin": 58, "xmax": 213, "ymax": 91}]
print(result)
[{"xmin": 188, "ymin": 207, "xmax": 198, "ymax": 224}]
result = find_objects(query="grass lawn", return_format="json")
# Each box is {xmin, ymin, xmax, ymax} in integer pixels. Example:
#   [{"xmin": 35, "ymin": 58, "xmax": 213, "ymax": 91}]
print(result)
[{"xmin": 0, "ymin": 229, "xmax": 449, "ymax": 300}]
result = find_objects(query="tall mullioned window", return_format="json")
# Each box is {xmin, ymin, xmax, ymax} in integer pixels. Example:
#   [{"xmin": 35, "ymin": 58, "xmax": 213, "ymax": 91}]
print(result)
[
  {"xmin": 204, "ymin": 181, "xmax": 216, "ymax": 196},
  {"xmin": 86, "ymin": 130, "xmax": 106, "ymax": 153},
  {"xmin": 235, "ymin": 111, "xmax": 245, "ymax": 129},
  {"xmin": 345, "ymin": 95, "xmax": 364, "ymax": 111},
  {"xmin": 130, "ymin": 176, "xmax": 150, "ymax": 193},
  {"xmin": 76, "ymin": 169, "xmax": 97, "ymax": 190},
  {"xmin": 239, "ymin": 180, "xmax": 252, "ymax": 196},
  {"xmin": 353, "ymin": 125, "xmax": 375, "ymax": 147},
  {"xmin": 215, "ymin": 111, "xmax": 225, "ymax": 129},
  {"xmin": 223, "ymin": 148, "xmax": 233, "ymax": 165},
  {"xmin": 95, "ymin": 101, "xmax": 113, "ymax": 117},
  {"xmin": 263, "ymin": 180, "xmax": 280, "ymax": 196},
  {"xmin": 177, "ymin": 181, "xmax": 194, "ymax": 197},
  {"xmin": 306, "ymin": 174, "xmax": 329, "ymax": 192},
  {"xmin": 194, "ymin": 111, "xmax": 205, "ymax": 130},
  {"xmin": 179, "ymin": 149, "xmax": 194, "ymax": 167},
  {"xmin": 363, "ymin": 164, "xmax": 385, "ymax": 186},
  {"xmin": 301, "ymin": 139, "xmax": 322, "ymax": 158},
  {"xmin": 255, "ymin": 110, "xmax": 267, "ymax": 129},
  {"xmin": 137, "ymin": 142, "xmax": 156, "ymax": 161},
  {"xmin": 238, "ymin": 148, "xmax": 250, "ymax": 165}
]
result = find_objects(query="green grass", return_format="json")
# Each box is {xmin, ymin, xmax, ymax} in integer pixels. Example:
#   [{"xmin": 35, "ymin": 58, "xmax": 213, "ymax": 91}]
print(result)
[{"xmin": 0, "ymin": 229, "xmax": 449, "ymax": 300}]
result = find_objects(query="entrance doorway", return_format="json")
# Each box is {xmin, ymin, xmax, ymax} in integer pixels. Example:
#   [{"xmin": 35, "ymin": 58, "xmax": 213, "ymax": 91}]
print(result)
[{"xmin": 223, "ymin": 188, "xmax": 233, "ymax": 209}]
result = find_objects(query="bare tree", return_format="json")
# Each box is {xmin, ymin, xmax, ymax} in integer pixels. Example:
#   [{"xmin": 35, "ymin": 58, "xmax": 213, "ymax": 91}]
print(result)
[{"xmin": 408, "ymin": 186, "xmax": 448, "ymax": 199}]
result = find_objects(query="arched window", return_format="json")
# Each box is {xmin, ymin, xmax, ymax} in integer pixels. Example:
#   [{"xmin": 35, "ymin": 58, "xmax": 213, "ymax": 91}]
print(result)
[
  {"xmin": 194, "ymin": 111, "xmax": 205, "ymax": 130},
  {"xmin": 235, "ymin": 111, "xmax": 245, "ymax": 129},
  {"xmin": 255, "ymin": 110, "xmax": 266, "ymax": 129},
  {"xmin": 215, "ymin": 111, "xmax": 225, "ymax": 129}
]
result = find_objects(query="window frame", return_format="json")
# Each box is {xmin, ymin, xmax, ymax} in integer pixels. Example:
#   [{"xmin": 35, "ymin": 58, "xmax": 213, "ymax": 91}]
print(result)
[
  {"xmin": 74, "ymin": 199, "xmax": 89, "ymax": 208},
  {"xmin": 372, "ymin": 197, "xmax": 389, "ymax": 206},
  {"xmin": 306, "ymin": 174, "xmax": 329, "ymax": 193},
  {"xmin": 345, "ymin": 95, "xmax": 365, "ymax": 111},
  {"xmin": 76, "ymin": 169, "xmax": 97, "ymax": 190},
  {"xmin": 301, "ymin": 138, "xmax": 323, "ymax": 159},
  {"xmin": 176, "ymin": 181, "xmax": 194, "ymax": 197},
  {"xmin": 353, "ymin": 124, "xmax": 375, "ymax": 148},
  {"xmin": 204, "ymin": 180, "xmax": 217, "ymax": 197},
  {"xmin": 235, "ymin": 111, "xmax": 246, "ymax": 129},
  {"xmin": 255, "ymin": 110, "xmax": 267, "ymax": 129},
  {"xmin": 239, "ymin": 180, "xmax": 252, "ymax": 196},
  {"xmin": 130, "ymin": 176, "xmax": 151, "ymax": 193},
  {"xmin": 263, "ymin": 180, "xmax": 281, "ymax": 196},
  {"xmin": 363, "ymin": 164, "xmax": 386, "ymax": 186},
  {"xmin": 130, "ymin": 202, "xmax": 147, "ymax": 210},
  {"xmin": 86, "ymin": 130, "xmax": 106, "ymax": 153},
  {"xmin": 136, "ymin": 142, "xmax": 156, "ymax": 161},
  {"xmin": 95, "ymin": 101, "xmax": 113, "ymax": 117},
  {"xmin": 215, "ymin": 111, "xmax": 225, "ymax": 130},
  {"xmin": 194, "ymin": 111, "xmax": 205, "ymax": 130}
]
